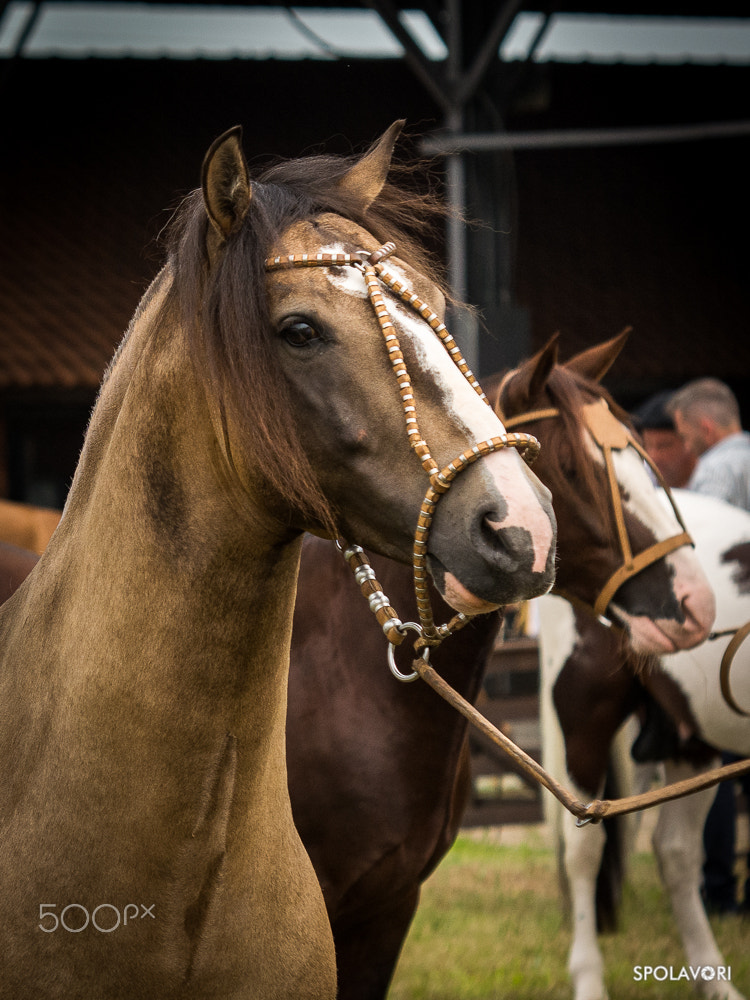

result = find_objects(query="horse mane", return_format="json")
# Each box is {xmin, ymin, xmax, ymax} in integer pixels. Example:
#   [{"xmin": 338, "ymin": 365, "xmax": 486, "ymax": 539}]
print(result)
[
  {"xmin": 164, "ymin": 143, "xmax": 449, "ymax": 532},
  {"xmin": 502, "ymin": 361, "xmax": 635, "ymax": 546}
]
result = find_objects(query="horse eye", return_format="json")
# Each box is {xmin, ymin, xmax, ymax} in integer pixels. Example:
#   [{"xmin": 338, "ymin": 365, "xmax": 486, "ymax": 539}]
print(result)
[{"xmin": 282, "ymin": 321, "xmax": 321, "ymax": 348}]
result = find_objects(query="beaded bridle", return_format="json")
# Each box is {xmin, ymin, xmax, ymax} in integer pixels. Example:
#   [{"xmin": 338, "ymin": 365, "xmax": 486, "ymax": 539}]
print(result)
[{"xmin": 265, "ymin": 241, "xmax": 540, "ymax": 659}]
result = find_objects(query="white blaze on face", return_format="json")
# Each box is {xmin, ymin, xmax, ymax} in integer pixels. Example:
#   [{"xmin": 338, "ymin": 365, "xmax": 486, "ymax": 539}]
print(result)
[
  {"xmin": 324, "ymin": 249, "xmax": 498, "ymax": 439},
  {"xmin": 604, "ymin": 443, "xmax": 683, "ymax": 541},
  {"xmin": 325, "ymin": 253, "xmax": 554, "ymax": 576},
  {"xmin": 585, "ymin": 424, "xmax": 715, "ymax": 649},
  {"xmin": 604, "ymin": 446, "xmax": 704, "ymax": 594}
]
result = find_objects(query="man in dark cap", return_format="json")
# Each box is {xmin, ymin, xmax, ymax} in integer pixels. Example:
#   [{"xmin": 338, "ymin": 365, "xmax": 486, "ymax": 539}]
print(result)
[{"xmin": 633, "ymin": 389, "xmax": 695, "ymax": 488}]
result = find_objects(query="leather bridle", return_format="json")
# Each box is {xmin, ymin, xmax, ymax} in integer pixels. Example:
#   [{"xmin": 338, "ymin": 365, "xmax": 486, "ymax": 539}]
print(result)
[
  {"xmin": 499, "ymin": 389, "xmax": 750, "ymax": 717},
  {"xmin": 500, "ymin": 395, "xmax": 693, "ymax": 625}
]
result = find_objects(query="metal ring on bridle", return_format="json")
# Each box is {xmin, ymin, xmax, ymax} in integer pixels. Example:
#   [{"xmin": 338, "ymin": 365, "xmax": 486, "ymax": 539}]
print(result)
[{"xmin": 388, "ymin": 622, "xmax": 429, "ymax": 682}]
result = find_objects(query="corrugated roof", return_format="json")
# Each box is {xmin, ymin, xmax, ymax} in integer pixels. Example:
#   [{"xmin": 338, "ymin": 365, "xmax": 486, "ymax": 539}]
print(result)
[
  {"xmin": 501, "ymin": 13, "xmax": 750, "ymax": 64},
  {"xmin": 1, "ymin": 4, "xmax": 447, "ymax": 61},
  {"xmin": 3, "ymin": 4, "xmax": 749, "ymax": 64}
]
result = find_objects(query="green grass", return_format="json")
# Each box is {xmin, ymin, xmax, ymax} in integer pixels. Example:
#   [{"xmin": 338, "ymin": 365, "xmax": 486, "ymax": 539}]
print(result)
[{"xmin": 388, "ymin": 831, "xmax": 749, "ymax": 1000}]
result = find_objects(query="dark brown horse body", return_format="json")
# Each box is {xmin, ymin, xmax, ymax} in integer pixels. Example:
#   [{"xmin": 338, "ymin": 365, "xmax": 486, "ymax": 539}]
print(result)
[
  {"xmin": 288, "ymin": 537, "xmax": 500, "ymax": 997},
  {"xmin": 286, "ymin": 334, "xmax": 714, "ymax": 999}
]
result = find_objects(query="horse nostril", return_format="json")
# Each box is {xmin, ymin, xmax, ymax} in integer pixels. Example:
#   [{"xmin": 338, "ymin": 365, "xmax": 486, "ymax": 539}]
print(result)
[
  {"xmin": 480, "ymin": 513, "xmax": 521, "ymax": 572},
  {"xmin": 481, "ymin": 513, "xmax": 502, "ymax": 541},
  {"xmin": 680, "ymin": 594, "xmax": 710, "ymax": 636}
]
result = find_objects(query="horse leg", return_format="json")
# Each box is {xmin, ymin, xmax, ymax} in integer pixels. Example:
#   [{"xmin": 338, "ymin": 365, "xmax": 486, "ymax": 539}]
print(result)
[
  {"xmin": 563, "ymin": 788, "xmax": 610, "ymax": 1000},
  {"xmin": 332, "ymin": 884, "xmax": 421, "ymax": 1000},
  {"xmin": 654, "ymin": 760, "xmax": 745, "ymax": 1000}
]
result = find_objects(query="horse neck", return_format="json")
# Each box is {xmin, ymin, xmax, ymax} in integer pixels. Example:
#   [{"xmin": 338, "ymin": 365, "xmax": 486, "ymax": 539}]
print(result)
[{"xmin": 34, "ymin": 267, "xmax": 301, "ymax": 735}]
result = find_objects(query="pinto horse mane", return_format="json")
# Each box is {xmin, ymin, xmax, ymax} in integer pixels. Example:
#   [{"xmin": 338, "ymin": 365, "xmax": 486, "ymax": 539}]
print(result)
[
  {"xmin": 161, "ymin": 138, "xmax": 448, "ymax": 530},
  {"xmin": 501, "ymin": 358, "xmax": 633, "ymax": 523}
]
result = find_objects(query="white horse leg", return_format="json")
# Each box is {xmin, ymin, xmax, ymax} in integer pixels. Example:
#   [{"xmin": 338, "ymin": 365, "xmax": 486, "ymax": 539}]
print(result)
[
  {"xmin": 654, "ymin": 761, "xmax": 745, "ymax": 1000},
  {"xmin": 563, "ymin": 789, "xmax": 609, "ymax": 1000}
]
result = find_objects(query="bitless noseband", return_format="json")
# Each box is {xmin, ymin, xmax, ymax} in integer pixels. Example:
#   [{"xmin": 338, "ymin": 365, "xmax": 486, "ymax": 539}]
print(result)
[
  {"xmin": 266, "ymin": 242, "xmax": 540, "ymax": 653},
  {"xmin": 501, "ymin": 395, "xmax": 693, "ymax": 625}
]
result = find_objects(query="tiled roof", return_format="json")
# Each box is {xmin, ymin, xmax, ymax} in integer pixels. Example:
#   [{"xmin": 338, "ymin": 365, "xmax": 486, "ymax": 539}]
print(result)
[
  {"xmin": 0, "ymin": 122, "xmax": 170, "ymax": 389},
  {"xmin": 1, "ymin": 57, "xmax": 748, "ymax": 409},
  {"xmin": 0, "ymin": 244, "xmax": 142, "ymax": 389},
  {"xmin": 0, "ymin": 58, "xmax": 434, "ymax": 391}
]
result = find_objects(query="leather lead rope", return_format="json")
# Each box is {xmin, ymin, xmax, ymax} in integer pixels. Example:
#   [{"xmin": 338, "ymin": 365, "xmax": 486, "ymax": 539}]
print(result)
[
  {"xmin": 338, "ymin": 542, "xmax": 750, "ymax": 826},
  {"xmin": 719, "ymin": 621, "xmax": 750, "ymax": 716},
  {"xmin": 410, "ymin": 653, "xmax": 750, "ymax": 825}
]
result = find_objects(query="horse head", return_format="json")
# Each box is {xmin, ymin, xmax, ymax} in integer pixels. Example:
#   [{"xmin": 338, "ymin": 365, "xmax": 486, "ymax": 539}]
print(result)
[
  {"xmin": 192, "ymin": 124, "xmax": 557, "ymax": 615},
  {"xmin": 493, "ymin": 332, "xmax": 715, "ymax": 654}
]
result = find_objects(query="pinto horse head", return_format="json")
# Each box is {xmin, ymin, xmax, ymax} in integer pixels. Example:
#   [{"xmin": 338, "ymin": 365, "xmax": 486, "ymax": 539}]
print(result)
[
  {"xmin": 493, "ymin": 332, "xmax": 715, "ymax": 654},
  {"xmin": 198, "ymin": 124, "xmax": 556, "ymax": 613}
]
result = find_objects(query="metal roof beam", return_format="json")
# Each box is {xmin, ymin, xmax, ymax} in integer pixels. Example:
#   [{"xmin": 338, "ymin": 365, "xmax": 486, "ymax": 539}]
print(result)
[
  {"xmin": 364, "ymin": 0, "xmax": 452, "ymax": 113},
  {"xmin": 454, "ymin": 0, "xmax": 524, "ymax": 107},
  {"xmin": 421, "ymin": 118, "xmax": 750, "ymax": 153}
]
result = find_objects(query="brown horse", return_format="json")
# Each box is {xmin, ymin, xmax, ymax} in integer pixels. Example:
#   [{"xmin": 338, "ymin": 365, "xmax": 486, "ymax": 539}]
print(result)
[
  {"xmin": 0, "ymin": 125, "xmax": 556, "ymax": 998},
  {"xmin": 0, "ymin": 335, "xmax": 715, "ymax": 998},
  {"xmin": 288, "ymin": 536, "xmax": 501, "ymax": 999},
  {"xmin": 495, "ymin": 332, "xmax": 714, "ymax": 656},
  {"xmin": 286, "ymin": 332, "xmax": 715, "ymax": 999}
]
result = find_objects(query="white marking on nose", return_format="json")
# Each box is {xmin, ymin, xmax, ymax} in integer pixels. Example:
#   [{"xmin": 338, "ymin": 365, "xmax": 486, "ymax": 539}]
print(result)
[
  {"xmin": 323, "ymin": 252, "xmax": 554, "ymax": 574},
  {"xmin": 480, "ymin": 450, "xmax": 554, "ymax": 575},
  {"xmin": 588, "ymin": 427, "xmax": 715, "ymax": 634}
]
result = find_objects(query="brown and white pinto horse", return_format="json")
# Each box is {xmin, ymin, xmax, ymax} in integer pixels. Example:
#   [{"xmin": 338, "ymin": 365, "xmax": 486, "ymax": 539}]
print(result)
[
  {"xmin": 286, "ymin": 333, "xmax": 714, "ymax": 999},
  {"xmin": 494, "ymin": 332, "xmax": 714, "ymax": 656},
  {"xmin": 540, "ymin": 490, "xmax": 750, "ymax": 1000},
  {"xmin": 0, "ymin": 124, "xmax": 556, "ymax": 998}
]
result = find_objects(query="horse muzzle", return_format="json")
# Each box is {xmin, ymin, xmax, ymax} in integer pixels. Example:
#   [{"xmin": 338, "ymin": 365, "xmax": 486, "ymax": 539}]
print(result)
[{"xmin": 427, "ymin": 460, "xmax": 557, "ymax": 611}]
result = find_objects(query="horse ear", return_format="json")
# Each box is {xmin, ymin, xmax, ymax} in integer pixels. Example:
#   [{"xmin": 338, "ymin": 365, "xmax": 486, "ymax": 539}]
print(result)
[
  {"xmin": 510, "ymin": 333, "xmax": 560, "ymax": 408},
  {"xmin": 564, "ymin": 327, "xmax": 631, "ymax": 383},
  {"xmin": 202, "ymin": 126, "xmax": 252, "ymax": 239},
  {"xmin": 335, "ymin": 120, "xmax": 405, "ymax": 212}
]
